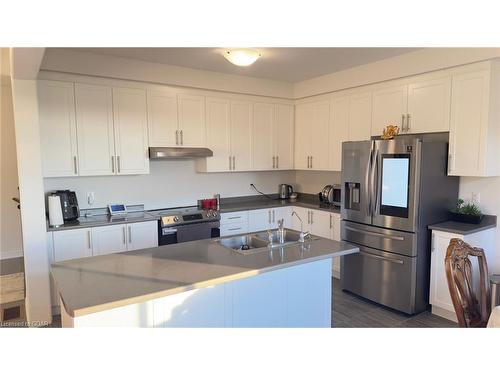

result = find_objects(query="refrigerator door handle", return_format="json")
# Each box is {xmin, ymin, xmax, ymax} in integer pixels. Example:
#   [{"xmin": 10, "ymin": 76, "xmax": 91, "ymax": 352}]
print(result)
[
  {"xmin": 364, "ymin": 148, "xmax": 373, "ymax": 217},
  {"xmin": 371, "ymin": 148, "xmax": 380, "ymax": 216}
]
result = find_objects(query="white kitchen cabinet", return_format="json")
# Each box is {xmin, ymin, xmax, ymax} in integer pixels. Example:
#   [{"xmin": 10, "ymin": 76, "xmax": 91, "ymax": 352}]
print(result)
[
  {"xmin": 430, "ymin": 228, "xmax": 495, "ymax": 322},
  {"xmin": 248, "ymin": 209, "xmax": 273, "ymax": 232},
  {"xmin": 177, "ymin": 94, "xmax": 206, "ymax": 147},
  {"xmin": 52, "ymin": 228, "xmax": 92, "ymax": 262},
  {"xmin": 230, "ymin": 101, "xmax": 253, "ymax": 171},
  {"xmin": 220, "ymin": 211, "xmax": 249, "ymax": 236},
  {"xmin": 309, "ymin": 209, "xmax": 332, "ymax": 239},
  {"xmin": 348, "ymin": 91, "xmax": 372, "ymax": 141},
  {"xmin": 294, "ymin": 100, "xmax": 330, "ymax": 170},
  {"xmin": 331, "ymin": 213, "xmax": 341, "ymax": 278},
  {"xmin": 252, "ymin": 103, "xmax": 275, "ymax": 170},
  {"xmin": 112, "ymin": 88, "xmax": 150, "ymax": 175},
  {"xmin": 147, "ymin": 89, "xmax": 178, "ymax": 147},
  {"xmin": 126, "ymin": 221, "xmax": 158, "ymax": 251},
  {"xmin": 74, "ymin": 83, "xmax": 116, "ymax": 176},
  {"xmin": 202, "ymin": 97, "xmax": 231, "ymax": 172},
  {"xmin": 38, "ymin": 80, "xmax": 78, "ymax": 177},
  {"xmin": 274, "ymin": 104, "xmax": 294, "ymax": 170},
  {"xmin": 329, "ymin": 95, "xmax": 349, "ymax": 171},
  {"xmin": 448, "ymin": 65, "xmax": 500, "ymax": 177},
  {"xmin": 407, "ymin": 75, "xmax": 451, "ymax": 134},
  {"xmin": 91, "ymin": 224, "xmax": 128, "ymax": 256},
  {"xmin": 291, "ymin": 206, "xmax": 311, "ymax": 233},
  {"xmin": 371, "ymin": 84, "xmax": 408, "ymax": 137}
]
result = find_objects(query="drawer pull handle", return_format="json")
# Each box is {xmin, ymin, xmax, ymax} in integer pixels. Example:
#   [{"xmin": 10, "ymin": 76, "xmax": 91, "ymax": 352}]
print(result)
[
  {"xmin": 227, "ymin": 227, "xmax": 242, "ymax": 231},
  {"xmin": 360, "ymin": 251, "xmax": 404, "ymax": 265},
  {"xmin": 345, "ymin": 225, "xmax": 405, "ymax": 241}
]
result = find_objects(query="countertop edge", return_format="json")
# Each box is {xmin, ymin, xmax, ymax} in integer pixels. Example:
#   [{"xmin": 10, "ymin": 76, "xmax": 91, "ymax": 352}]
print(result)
[
  {"xmin": 428, "ymin": 215, "xmax": 497, "ymax": 235},
  {"xmin": 60, "ymin": 246, "xmax": 359, "ymax": 318}
]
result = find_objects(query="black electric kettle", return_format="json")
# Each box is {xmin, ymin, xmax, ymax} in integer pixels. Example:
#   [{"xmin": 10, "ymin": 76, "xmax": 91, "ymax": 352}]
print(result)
[{"xmin": 278, "ymin": 184, "xmax": 293, "ymax": 199}]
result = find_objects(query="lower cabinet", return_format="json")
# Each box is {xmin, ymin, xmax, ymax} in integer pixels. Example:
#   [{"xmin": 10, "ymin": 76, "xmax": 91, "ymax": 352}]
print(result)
[
  {"xmin": 52, "ymin": 227, "xmax": 92, "ymax": 262},
  {"xmin": 220, "ymin": 211, "xmax": 249, "ymax": 236},
  {"xmin": 430, "ymin": 228, "xmax": 496, "ymax": 322},
  {"xmin": 92, "ymin": 224, "xmax": 128, "ymax": 256},
  {"xmin": 248, "ymin": 207, "xmax": 292, "ymax": 232}
]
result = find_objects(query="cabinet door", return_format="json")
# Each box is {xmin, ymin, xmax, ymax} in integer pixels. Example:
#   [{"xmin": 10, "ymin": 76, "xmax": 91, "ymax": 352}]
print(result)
[
  {"xmin": 147, "ymin": 90, "xmax": 178, "ymax": 147},
  {"xmin": 273, "ymin": 207, "xmax": 292, "ymax": 228},
  {"xmin": 205, "ymin": 97, "xmax": 231, "ymax": 171},
  {"xmin": 310, "ymin": 209, "xmax": 332, "ymax": 239},
  {"xmin": 407, "ymin": 76, "xmax": 451, "ymax": 133},
  {"xmin": 53, "ymin": 228, "xmax": 92, "ymax": 262},
  {"xmin": 332, "ymin": 214, "xmax": 341, "ymax": 277},
  {"xmin": 310, "ymin": 101, "xmax": 330, "ymax": 170},
  {"xmin": 230, "ymin": 101, "xmax": 253, "ymax": 171},
  {"xmin": 91, "ymin": 225, "xmax": 128, "ymax": 256},
  {"xmin": 349, "ymin": 92, "xmax": 372, "ymax": 141},
  {"xmin": 177, "ymin": 94, "xmax": 206, "ymax": 147},
  {"xmin": 38, "ymin": 80, "xmax": 78, "ymax": 177},
  {"xmin": 252, "ymin": 103, "xmax": 274, "ymax": 170},
  {"xmin": 430, "ymin": 232, "xmax": 458, "ymax": 312},
  {"xmin": 294, "ymin": 103, "xmax": 312, "ymax": 170},
  {"xmin": 371, "ymin": 84, "xmax": 408, "ymax": 136},
  {"xmin": 75, "ymin": 83, "xmax": 115, "ymax": 176},
  {"xmin": 274, "ymin": 104, "xmax": 294, "ymax": 170},
  {"xmin": 112, "ymin": 88, "xmax": 150, "ymax": 175},
  {"xmin": 448, "ymin": 70, "xmax": 490, "ymax": 176},
  {"xmin": 127, "ymin": 221, "xmax": 158, "ymax": 251},
  {"xmin": 248, "ymin": 209, "xmax": 272, "ymax": 232},
  {"xmin": 329, "ymin": 96, "xmax": 349, "ymax": 171},
  {"xmin": 220, "ymin": 223, "xmax": 249, "ymax": 236}
]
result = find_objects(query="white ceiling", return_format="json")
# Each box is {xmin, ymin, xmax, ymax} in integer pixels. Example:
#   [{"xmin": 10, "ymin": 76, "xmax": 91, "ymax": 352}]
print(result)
[{"xmin": 60, "ymin": 47, "xmax": 420, "ymax": 82}]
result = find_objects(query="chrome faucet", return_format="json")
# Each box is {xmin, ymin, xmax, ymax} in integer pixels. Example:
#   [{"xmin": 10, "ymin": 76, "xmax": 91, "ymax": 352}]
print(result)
[
  {"xmin": 277, "ymin": 218, "xmax": 285, "ymax": 244},
  {"xmin": 291, "ymin": 211, "xmax": 310, "ymax": 242}
]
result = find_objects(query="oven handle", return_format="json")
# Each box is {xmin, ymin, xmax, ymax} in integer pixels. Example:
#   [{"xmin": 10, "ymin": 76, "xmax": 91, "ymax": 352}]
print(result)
[
  {"xmin": 344, "ymin": 225, "xmax": 405, "ymax": 241},
  {"xmin": 359, "ymin": 250, "xmax": 404, "ymax": 265},
  {"xmin": 162, "ymin": 228, "xmax": 178, "ymax": 235}
]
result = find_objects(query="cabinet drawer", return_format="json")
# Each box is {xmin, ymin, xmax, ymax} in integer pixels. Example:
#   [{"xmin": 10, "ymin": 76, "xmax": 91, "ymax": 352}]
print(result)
[
  {"xmin": 220, "ymin": 223, "xmax": 248, "ymax": 236},
  {"xmin": 220, "ymin": 211, "xmax": 249, "ymax": 225}
]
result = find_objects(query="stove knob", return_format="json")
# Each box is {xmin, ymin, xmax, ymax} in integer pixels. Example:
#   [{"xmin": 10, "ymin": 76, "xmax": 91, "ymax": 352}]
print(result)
[
  {"xmin": 173, "ymin": 216, "xmax": 179, "ymax": 222},
  {"xmin": 208, "ymin": 211, "xmax": 214, "ymax": 218}
]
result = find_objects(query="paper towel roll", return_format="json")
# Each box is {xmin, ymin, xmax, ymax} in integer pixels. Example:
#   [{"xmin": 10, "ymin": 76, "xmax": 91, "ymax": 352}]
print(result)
[{"xmin": 48, "ymin": 195, "xmax": 64, "ymax": 227}]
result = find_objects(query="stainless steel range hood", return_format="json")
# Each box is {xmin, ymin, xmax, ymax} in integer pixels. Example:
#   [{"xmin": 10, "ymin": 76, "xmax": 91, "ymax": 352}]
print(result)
[{"xmin": 149, "ymin": 147, "xmax": 213, "ymax": 159}]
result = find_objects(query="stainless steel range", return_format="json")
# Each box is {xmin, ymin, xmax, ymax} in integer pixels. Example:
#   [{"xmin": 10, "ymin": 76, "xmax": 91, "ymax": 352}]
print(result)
[{"xmin": 151, "ymin": 206, "xmax": 220, "ymax": 246}]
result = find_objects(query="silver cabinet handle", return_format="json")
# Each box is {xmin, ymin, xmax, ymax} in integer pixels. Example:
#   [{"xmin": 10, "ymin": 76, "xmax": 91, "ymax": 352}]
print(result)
[
  {"xmin": 310, "ymin": 210, "xmax": 313, "ymax": 225},
  {"xmin": 307, "ymin": 156, "xmax": 310, "ymax": 168},
  {"xmin": 122, "ymin": 226, "xmax": 126, "ymax": 244},
  {"xmin": 73, "ymin": 156, "xmax": 78, "ymax": 175},
  {"xmin": 329, "ymin": 214, "xmax": 332, "ymax": 229},
  {"xmin": 268, "ymin": 210, "xmax": 272, "ymax": 224},
  {"xmin": 226, "ymin": 216, "xmax": 242, "ymax": 220},
  {"xmin": 175, "ymin": 130, "xmax": 179, "ymax": 145},
  {"xmin": 345, "ymin": 225, "xmax": 405, "ymax": 241},
  {"xmin": 117, "ymin": 156, "xmax": 121, "ymax": 173},
  {"xmin": 310, "ymin": 156, "xmax": 313, "ymax": 169},
  {"xmin": 111, "ymin": 156, "xmax": 115, "ymax": 173},
  {"xmin": 276, "ymin": 155, "xmax": 279, "ymax": 169},
  {"xmin": 180, "ymin": 129, "xmax": 184, "ymax": 145},
  {"xmin": 87, "ymin": 230, "xmax": 92, "ymax": 249},
  {"xmin": 232, "ymin": 156, "xmax": 235, "ymax": 170},
  {"xmin": 128, "ymin": 226, "xmax": 132, "ymax": 243},
  {"xmin": 227, "ymin": 227, "xmax": 242, "ymax": 231},
  {"xmin": 307, "ymin": 210, "xmax": 311, "ymax": 224},
  {"xmin": 406, "ymin": 113, "xmax": 411, "ymax": 131},
  {"xmin": 272, "ymin": 210, "xmax": 275, "ymax": 223},
  {"xmin": 229, "ymin": 156, "xmax": 232, "ymax": 170},
  {"xmin": 359, "ymin": 251, "xmax": 404, "ymax": 265},
  {"xmin": 272, "ymin": 156, "xmax": 276, "ymax": 169},
  {"xmin": 401, "ymin": 114, "xmax": 406, "ymax": 132}
]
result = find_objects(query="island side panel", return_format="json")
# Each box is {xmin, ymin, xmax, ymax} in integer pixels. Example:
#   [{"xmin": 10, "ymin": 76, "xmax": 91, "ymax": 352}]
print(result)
[{"xmin": 69, "ymin": 300, "xmax": 154, "ymax": 327}]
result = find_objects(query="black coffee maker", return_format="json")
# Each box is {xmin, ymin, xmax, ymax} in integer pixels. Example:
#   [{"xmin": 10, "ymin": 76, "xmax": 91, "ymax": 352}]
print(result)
[{"xmin": 53, "ymin": 190, "xmax": 79, "ymax": 221}]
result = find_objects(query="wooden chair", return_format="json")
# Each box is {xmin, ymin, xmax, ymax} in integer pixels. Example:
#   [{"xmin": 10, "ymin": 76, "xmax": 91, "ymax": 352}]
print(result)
[{"xmin": 445, "ymin": 238, "xmax": 491, "ymax": 327}]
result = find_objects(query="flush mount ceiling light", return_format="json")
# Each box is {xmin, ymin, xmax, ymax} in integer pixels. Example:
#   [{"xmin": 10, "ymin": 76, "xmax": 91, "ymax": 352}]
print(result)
[{"xmin": 223, "ymin": 49, "xmax": 261, "ymax": 66}]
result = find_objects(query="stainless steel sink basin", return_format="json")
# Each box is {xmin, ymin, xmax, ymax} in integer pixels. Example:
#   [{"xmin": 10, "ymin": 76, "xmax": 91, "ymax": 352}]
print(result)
[
  {"xmin": 217, "ymin": 229, "xmax": 317, "ymax": 254},
  {"xmin": 217, "ymin": 235, "xmax": 269, "ymax": 251}
]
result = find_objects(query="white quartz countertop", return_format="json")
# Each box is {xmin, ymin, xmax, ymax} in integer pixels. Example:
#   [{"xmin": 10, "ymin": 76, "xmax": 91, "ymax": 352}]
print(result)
[{"xmin": 51, "ymin": 231, "xmax": 359, "ymax": 317}]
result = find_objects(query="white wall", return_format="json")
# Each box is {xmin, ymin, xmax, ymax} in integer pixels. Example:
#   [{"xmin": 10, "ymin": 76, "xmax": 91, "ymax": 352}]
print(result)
[
  {"xmin": 0, "ymin": 49, "xmax": 23, "ymax": 259},
  {"xmin": 43, "ymin": 161, "xmax": 296, "ymax": 210},
  {"xmin": 459, "ymin": 177, "xmax": 500, "ymax": 273}
]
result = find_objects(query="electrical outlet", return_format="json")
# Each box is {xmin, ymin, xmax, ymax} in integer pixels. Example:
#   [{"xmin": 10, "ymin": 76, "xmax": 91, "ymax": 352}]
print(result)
[
  {"xmin": 87, "ymin": 192, "xmax": 95, "ymax": 206},
  {"xmin": 471, "ymin": 192, "xmax": 480, "ymax": 204}
]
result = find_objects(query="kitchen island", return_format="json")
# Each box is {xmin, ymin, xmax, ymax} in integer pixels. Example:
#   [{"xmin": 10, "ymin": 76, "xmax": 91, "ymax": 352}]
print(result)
[{"xmin": 51, "ymin": 229, "xmax": 358, "ymax": 327}]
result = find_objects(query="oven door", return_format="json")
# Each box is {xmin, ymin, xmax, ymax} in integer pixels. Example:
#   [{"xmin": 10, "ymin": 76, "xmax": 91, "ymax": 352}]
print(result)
[
  {"xmin": 159, "ymin": 221, "xmax": 220, "ymax": 246},
  {"xmin": 371, "ymin": 138, "xmax": 421, "ymax": 233}
]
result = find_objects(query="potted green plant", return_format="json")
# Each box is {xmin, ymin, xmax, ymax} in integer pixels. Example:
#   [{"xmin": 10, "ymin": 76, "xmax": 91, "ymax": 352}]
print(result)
[{"xmin": 449, "ymin": 198, "xmax": 483, "ymax": 224}]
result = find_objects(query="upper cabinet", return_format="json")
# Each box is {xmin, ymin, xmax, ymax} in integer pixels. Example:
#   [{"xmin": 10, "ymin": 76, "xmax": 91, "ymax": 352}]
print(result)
[
  {"xmin": 407, "ymin": 75, "xmax": 451, "ymax": 134},
  {"xmin": 252, "ymin": 102, "xmax": 275, "ymax": 170},
  {"xmin": 230, "ymin": 100, "xmax": 253, "ymax": 171},
  {"xmin": 371, "ymin": 84, "xmax": 408, "ymax": 137},
  {"xmin": 329, "ymin": 95, "xmax": 349, "ymax": 171},
  {"xmin": 202, "ymin": 97, "xmax": 231, "ymax": 172},
  {"xmin": 147, "ymin": 90, "xmax": 178, "ymax": 147},
  {"xmin": 74, "ymin": 83, "xmax": 115, "ymax": 176},
  {"xmin": 112, "ymin": 87, "xmax": 150, "ymax": 175},
  {"xmin": 273, "ymin": 104, "xmax": 294, "ymax": 170},
  {"xmin": 177, "ymin": 94, "xmax": 206, "ymax": 147},
  {"xmin": 294, "ymin": 100, "xmax": 330, "ymax": 170},
  {"xmin": 38, "ymin": 80, "xmax": 78, "ymax": 177},
  {"xmin": 448, "ymin": 63, "xmax": 500, "ymax": 177},
  {"xmin": 348, "ymin": 91, "xmax": 372, "ymax": 141}
]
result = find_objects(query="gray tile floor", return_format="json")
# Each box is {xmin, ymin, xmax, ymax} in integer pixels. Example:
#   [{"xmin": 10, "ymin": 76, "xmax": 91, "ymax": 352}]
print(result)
[{"xmin": 332, "ymin": 278, "xmax": 457, "ymax": 328}]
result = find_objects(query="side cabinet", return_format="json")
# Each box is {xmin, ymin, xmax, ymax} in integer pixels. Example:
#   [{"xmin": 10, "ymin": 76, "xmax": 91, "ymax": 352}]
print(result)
[
  {"xmin": 220, "ymin": 211, "xmax": 249, "ymax": 236},
  {"xmin": 430, "ymin": 229, "xmax": 496, "ymax": 322},
  {"xmin": 127, "ymin": 221, "xmax": 158, "ymax": 251},
  {"xmin": 52, "ymin": 228, "xmax": 93, "ymax": 263}
]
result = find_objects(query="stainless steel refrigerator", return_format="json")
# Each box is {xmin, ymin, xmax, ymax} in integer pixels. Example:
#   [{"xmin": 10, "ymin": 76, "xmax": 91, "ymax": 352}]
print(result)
[{"xmin": 340, "ymin": 133, "xmax": 459, "ymax": 314}]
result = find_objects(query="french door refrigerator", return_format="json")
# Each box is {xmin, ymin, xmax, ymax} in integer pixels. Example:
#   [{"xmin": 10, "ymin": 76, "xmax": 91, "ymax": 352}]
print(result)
[{"xmin": 340, "ymin": 133, "xmax": 458, "ymax": 314}]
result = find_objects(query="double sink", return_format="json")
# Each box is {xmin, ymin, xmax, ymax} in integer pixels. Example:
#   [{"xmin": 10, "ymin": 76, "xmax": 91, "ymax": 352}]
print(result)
[{"xmin": 217, "ymin": 228, "xmax": 318, "ymax": 254}]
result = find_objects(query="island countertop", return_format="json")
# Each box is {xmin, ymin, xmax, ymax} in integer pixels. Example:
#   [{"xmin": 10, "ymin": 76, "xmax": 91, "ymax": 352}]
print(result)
[{"xmin": 51, "ymin": 233, "xmax": 359, "ymax": 318}]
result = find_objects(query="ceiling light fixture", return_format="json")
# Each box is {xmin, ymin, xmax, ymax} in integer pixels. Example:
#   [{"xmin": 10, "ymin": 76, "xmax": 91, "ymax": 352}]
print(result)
[{"xmin": 223, "ymin": 49, "xmax": 261, "ymax": 66}]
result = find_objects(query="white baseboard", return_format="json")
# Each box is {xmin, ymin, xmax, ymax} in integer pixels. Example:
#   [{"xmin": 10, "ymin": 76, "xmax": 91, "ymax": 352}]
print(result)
[
  {"xmin": 431, "ymin": 305, "xmax": 458, "ymax": 323},
  {"xmin": 0, "ymin": 250, "xmax": 24, "ymax": 260}
]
